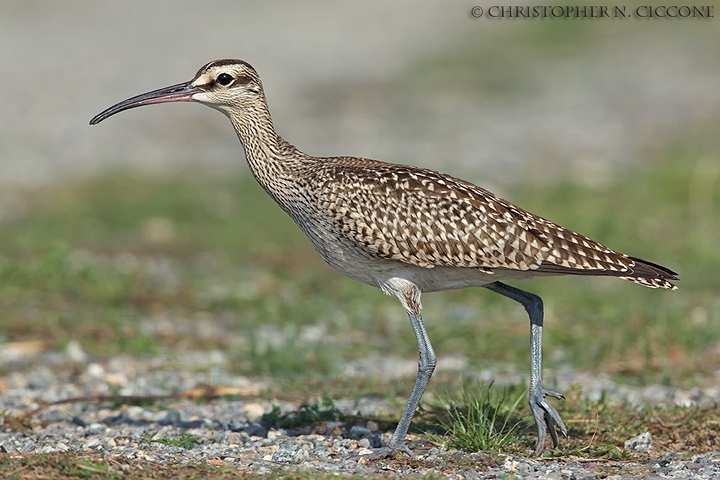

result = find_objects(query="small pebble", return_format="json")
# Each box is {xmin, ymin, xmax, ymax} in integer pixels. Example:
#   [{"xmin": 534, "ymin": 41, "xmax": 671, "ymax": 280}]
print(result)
[
  {"xmin": 121, "ymin": 406, "xmax": 146, "ymax": 422},
  {"xmin": 243, "ymin": 403, "xmax": 265, "ymax": 423},
  {"xmin": 349, "ymin": 425, "xmax": 371, "ymax": 438},
  {"xmin": 86, "ymin": 423, "xmax": 108, "ymax": 435},
  {"xmin": 244, "ymin": 423, "xmax": 268, "ymax": 438},
  {"xmin": 105, "ymin": 373, "xmax": 129, "ymax": 387},
  {"xmin": 272, "ymin": 446, "xmax": 308, "ymax": 463},
  {"xmin": 624, "ymin": 431, "xmax": 652, "ymax": 452},
  {"xmin": 84, "ymin": 438, "xmax": 102, "ymax": 449},
  {"xmin": 72, "ymin": 416, "xmax": 88, "ymax": 427},
  {"xmin": 159, "ymin": 409, "xmax": 182, "ymax": 426},
  {"xmin": 65, "ymin": 340, "xmax": 88, "ymax": 363},
  {"xmin": 368, "ymin": 435, "xmax": 383, "ymax": 448},
  {"xmin": 86, "ymin": 363, "xmax": 105, "ymax": 378}
]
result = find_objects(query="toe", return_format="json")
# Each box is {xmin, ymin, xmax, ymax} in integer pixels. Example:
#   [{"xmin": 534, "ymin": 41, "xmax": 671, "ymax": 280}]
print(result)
[
  {"xmin": 543, "ymin": 389, "xmax": 565, "ymax": 400},
  {"xmin": 529, "ymin": 387, "xmax": 568, "ymax": 455},
  {"xmin": 354, "ymin": 443, "xmax": 416, "ymax": 460}
]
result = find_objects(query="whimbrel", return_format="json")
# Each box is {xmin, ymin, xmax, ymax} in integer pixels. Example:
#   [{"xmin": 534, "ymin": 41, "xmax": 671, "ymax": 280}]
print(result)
[{"xmin": 90, "ymin": 59, "xmax": 678, "ymax": 456}]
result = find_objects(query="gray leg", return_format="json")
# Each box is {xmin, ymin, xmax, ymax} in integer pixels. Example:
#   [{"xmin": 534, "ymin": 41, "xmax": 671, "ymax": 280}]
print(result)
[
  {"xmin": 386, "ymin": 311, "xmax": 436, "ymax": 451},
  {"xmin": 365, "ymin": 278, "xmax": 435, "ymax": 457},
  {"xmin": 485, "ymin": 281, "xmax": 567, "ymax": 455}
]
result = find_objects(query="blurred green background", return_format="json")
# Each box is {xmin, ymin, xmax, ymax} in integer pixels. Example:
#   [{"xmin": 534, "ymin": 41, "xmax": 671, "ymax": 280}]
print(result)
[{"xmin": 0, "ymin": 1, "xmax": 718, "ymax": 392}]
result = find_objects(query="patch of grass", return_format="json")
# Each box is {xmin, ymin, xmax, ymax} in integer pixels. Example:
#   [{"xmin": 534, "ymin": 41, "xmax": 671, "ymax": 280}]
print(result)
[
  {"xmin": 141, "ymin": 430, "xmax": 198, "ymax": 449},
  {"xmin": 243, "ymin": 329, "xmax": 339, "ymax": 379},
  {"xmin": 0, "ymin": 453, "xmax": 259, "ymax": 479},
  {"xmin": 76, "ymin": 459, "xmax": 111, "ymax": 478},
  {"xmin": 431, "ymin": 381, "xmax": 524, "ymax": 453},
  {"xmin": 421, "ymin": 381, "xmax": 720, "ymax": 458},
  {"xmin": 0, "ymin": 455, "xmax": 122, "ymax": 480},
  {"xmin": 1, "ymin": 411, "xmax": 35, "ymax": 432},
  {"xmin": 261, "ymin": 397, "xmax": 345, "ymax": 429}
]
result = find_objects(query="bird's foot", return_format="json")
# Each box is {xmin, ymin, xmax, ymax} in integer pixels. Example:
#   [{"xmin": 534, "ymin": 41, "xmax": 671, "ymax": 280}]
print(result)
[
  {"xmin": 352, "ymin": 442, "xmax": 416, "ymax": 460},
  {"xmin": 529, "ymin": 386, "xmax": 568, "ymax": 456}
]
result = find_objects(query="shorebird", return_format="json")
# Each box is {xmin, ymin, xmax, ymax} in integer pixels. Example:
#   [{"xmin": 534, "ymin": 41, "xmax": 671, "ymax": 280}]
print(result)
[{"xmin": 90, "ymin": 59, "xmax": 678, "ymax": 456}]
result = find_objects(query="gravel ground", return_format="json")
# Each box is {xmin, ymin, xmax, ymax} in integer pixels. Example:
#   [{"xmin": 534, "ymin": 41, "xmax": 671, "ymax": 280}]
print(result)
[{"xmin": 2, "ymin": 347, "xmax": 719, "ymax": 478}]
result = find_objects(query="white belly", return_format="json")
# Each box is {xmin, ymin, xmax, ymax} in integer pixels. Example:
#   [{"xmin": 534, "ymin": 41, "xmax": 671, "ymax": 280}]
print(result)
[{"xmin": 300, "ymin": 221, "xmax": 539, "ymax": 293}]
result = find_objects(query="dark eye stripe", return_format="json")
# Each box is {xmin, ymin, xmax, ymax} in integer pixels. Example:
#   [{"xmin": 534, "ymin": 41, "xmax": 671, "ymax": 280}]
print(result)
[
  {"xmin": 234, "ymin": 75, "xmax": 252, "ymax": 85},
  {"xmin": 215, "ymin": 73, "xmax": 253, "ymax": 87}
]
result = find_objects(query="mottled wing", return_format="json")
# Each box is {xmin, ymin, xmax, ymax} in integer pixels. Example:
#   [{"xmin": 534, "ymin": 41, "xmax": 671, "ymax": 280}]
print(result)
[{"xmin": 318, "ymin": 159, "xmax": 677, "ymax": 289}]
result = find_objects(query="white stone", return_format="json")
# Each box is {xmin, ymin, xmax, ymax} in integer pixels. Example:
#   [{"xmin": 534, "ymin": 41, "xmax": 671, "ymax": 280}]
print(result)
[{"xmin": 624, "ymin": 431, "xmax": 652, "ymax": 452}]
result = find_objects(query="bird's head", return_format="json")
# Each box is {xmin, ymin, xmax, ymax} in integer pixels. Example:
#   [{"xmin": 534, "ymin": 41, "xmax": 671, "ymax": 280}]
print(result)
[{"xmin": 90, "ymin": 59, "xmax": 264, "ymax": 125}]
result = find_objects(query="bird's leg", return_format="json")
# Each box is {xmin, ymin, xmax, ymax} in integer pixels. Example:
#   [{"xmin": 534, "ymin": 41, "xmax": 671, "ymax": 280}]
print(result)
[
  {"xmin": 364, "ymin": 279, "xmax": 436, "ymax": 458},
  {"xmin": 485, "ymin": 281, "xmax": 567, "ymax": 455},
  {"xmin": 384, "ymin": 310, "xmax": 436, "ymax": 454}
]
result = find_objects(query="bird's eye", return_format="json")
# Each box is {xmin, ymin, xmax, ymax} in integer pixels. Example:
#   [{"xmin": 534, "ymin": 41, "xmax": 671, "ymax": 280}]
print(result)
[{"xmin": 216, "ymin": 73, "xmax": 234, "ymax": 86}]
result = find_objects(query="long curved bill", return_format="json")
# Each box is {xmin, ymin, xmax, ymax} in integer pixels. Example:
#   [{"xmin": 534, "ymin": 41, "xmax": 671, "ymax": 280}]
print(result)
[{"xmin": 89, "ymin": 81, "xmax": 202, "ymax": 125}]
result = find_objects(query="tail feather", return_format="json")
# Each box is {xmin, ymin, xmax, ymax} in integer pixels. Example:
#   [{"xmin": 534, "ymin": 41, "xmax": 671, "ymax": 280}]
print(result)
[
  {"xmin": 533, "ymin": 255, "xmax": 678, "ymax": 290},
  {"xmin": 621, "ymin": 275, "xmax": 677, "ymax": 290},
  {"xmin": 627, "ymin": 256, "xmax": 678, "ymax": 279},
  {"xmin": 622, "ymin": 256, "xmax": 678, "ymax": 290}
]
